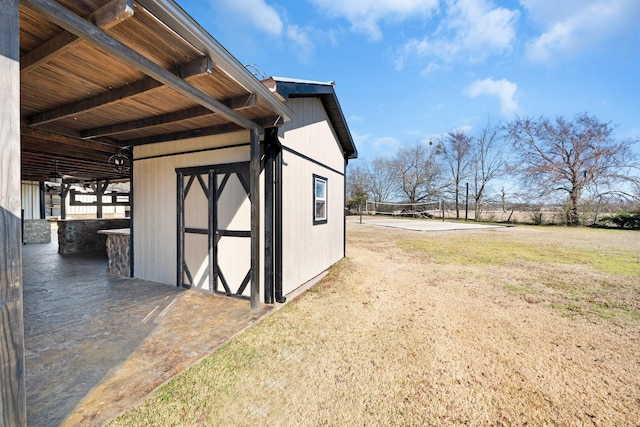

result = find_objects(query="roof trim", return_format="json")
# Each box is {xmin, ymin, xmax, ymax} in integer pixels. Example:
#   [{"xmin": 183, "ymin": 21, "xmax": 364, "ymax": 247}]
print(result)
[
  {"xmin": 136, "ymin": 0, "xmax": 293, "ymax": 123},
  {"xmin": 267, "ymin": 77, "xmax": 358, "ymax": 159}
]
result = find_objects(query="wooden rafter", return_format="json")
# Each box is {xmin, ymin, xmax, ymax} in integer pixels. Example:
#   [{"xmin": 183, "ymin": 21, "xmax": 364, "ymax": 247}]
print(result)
[
  {"xmin": 26, "ymin": 56, "xmax": 218, "ymax": 127},
  {"xmin": 123, "ymin": 115, "xmax": 281, "ymax": 146},
  {"xmin": 21, "ymin": 126, "xmax": 120, "ymax": 153},
  {"xmin": 20, "ymin": 0, "xmax": 134, "ymax": 74},
  {"xmin": 22, "ymin": 0, "xmax": 262, "ymax": 132},
  {"xmin": 81, "ymin": 94, "xmax": 257, "ymax": 138}
]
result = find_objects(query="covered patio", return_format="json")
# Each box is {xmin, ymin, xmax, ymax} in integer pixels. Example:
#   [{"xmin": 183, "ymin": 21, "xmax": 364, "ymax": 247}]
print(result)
[
  {"xmin": 23, "ymin": 228, "xmax": 269, "ymax": 426},
  {"xmin": 1, "ymin": 0, "xmax": 293, "ymax": 423}
]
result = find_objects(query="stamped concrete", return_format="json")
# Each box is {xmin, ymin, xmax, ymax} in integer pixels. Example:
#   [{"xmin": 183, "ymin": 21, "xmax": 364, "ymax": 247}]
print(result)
[{"xmin": 23, "ymin": 230, "xmax": 270, "ymax": 426}]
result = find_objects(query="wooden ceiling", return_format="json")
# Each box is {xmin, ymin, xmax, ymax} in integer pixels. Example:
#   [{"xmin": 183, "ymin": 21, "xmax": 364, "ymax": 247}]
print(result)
[{"xmin": 19, "ymin": 0, "xmax": 291, "ymax": 182}]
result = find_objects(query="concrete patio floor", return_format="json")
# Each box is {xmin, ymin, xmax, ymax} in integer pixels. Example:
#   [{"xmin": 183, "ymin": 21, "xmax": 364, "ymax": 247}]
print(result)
[{"xmin": 23, "ymin": 231, "xmax": 271, "ymax": 426}]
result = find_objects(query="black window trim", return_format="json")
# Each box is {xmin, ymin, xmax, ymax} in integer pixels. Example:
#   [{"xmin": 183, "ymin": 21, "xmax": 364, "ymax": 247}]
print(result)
[{"xmin": 313, "ymin": 174, "xmax": 328, "ymax": 225}]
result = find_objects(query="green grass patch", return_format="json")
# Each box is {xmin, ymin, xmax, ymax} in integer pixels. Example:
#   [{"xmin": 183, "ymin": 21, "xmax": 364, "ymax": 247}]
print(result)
[
  {"xmin": 399, "ymin": 227, "xmax": 640, "ymax": 324},
  {"xmin": 401, "ymin": 235, "xmax": 640, "ymax": 276}
]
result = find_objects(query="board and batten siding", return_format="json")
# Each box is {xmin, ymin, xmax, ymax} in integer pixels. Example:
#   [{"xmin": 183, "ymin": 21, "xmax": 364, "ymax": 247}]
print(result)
[
  {"xmin": 280, "ymin": 98, "xmax": 346, "ymax": 171},
  {"xmin": 279, "ymin": 97, "xmax": 346, "ymax": 295},
  {"xmin": 133, "ymin": 131, "xmax": 252, "ymax": 286}
]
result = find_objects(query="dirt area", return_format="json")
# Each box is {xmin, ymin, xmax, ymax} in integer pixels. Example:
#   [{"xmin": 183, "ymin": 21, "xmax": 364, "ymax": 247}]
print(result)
[{"xmin": 111, "ymin": 221, "xmax": 640, "ymax": 426}]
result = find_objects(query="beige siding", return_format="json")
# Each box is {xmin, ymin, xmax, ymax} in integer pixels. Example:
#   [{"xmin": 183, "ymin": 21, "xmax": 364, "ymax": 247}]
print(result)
[
  {"xmin": 279, "ymin": 97, "xmax": 346, "ymax": 294},
  {"xmin": 280, "ymin": 151, "xmax": 345, "ymax": 294},
  {"xmin": 135, "ymin": 131, "xmax": 249, "ymax": 158},
  {"xmin": 133, "ymin": 132, "xmax": 251, "ymax": 286},
  {"xmin": 280, "ymin": 98, "xmax": 346, "ymax": 172}
]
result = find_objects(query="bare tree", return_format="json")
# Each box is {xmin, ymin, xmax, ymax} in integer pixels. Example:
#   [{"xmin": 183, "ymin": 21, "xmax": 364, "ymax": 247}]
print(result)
[
  {"xmin": 441, "ymin": 131, "xmax": 473, "ymax": 218},
  {"xmin": 392, "ymin": 142, "xmax": 444, "ymax": 203},
  {"xmin": 505, "ymin": 113, "xmax": 640, "ymax": 225},
  {"xmin": 472, "ymin": 123, "xmax": 504, "ymax": 219},
  {"xmin": 366, "ymin": 157, "xmax": 398, "ymax": 203},
  {"xmin": 346, "ymin": 158, "xmax": 398, "ymax": 215},
  {"xmin": 346, "ymin": 163, "xmax": 369, "ymax": 212}
]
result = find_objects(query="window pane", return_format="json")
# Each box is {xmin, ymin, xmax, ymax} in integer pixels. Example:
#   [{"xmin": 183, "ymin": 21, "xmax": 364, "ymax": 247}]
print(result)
[
  {"xmin": 313, "ymin": 175, "xmax": 327, "ymax": 223},
  {"xmin": 315, "ymin": 180, "xmax": 326, "ymax": 198},
  {"xmin": 315, "ymin": 200, "xmax": 326, "ymax": 220}
]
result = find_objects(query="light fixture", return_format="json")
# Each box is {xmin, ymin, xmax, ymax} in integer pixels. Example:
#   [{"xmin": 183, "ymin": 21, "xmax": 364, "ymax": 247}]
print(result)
[{"xmin": 108, "ymin": 151, "xmax": 130, "ymax": 174}]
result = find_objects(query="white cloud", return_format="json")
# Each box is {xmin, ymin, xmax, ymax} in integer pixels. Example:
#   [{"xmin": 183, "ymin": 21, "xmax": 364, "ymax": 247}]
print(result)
[
  {"xmin": 353, "ymin": 132, "xmax": 401, "ymax": 156},
  {"xmin": 466, "ymin": 78, "xmax": 518, "ymax": 115},
  {"xmin": 308, "ymin": 0, "xmax": 439, "ymax": 41},
  {"xmin": 397, "ymin": 0, "xmax": 519, "ymax": 70},
  {"xmin": 522, "ymin": 0, "xmax": 640, "ymax": 63},
  {"xmin": 216, "ymin": 0, "xmax": 283, "ymax": 36},
  {"xmin": 286, "ymin": 25, "xmax": 315, "ymax": 63},
  {"xmin": 372, "ymin": 136, "xmax": 402, "ymax": 152}
]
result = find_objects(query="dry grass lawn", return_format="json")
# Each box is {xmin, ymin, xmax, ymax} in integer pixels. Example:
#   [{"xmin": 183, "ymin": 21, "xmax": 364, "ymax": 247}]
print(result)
[{"xmin": 110, "ymin": 221, "xmax": 640, "ymax": 426}]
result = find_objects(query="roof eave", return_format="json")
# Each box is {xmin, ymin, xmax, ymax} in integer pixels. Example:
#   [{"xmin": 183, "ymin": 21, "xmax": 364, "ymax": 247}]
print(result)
[
  {"xmin": 269, "ymin": 78, "xmax": 358, "ymax": 159},
  {"xmin": 136, "ymin": 0, "xmax": 293, "ymax": 124}
]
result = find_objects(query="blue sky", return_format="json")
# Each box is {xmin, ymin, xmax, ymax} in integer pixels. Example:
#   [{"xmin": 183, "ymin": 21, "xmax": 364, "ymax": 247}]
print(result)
[{"xmin": 177, "ymin": 0, "xmax": 640, "ymax": 162}]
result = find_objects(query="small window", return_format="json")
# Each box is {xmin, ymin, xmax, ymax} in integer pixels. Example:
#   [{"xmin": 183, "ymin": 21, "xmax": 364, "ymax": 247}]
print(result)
[{"xmin": 313, "ymin": 174, "xmax": 327, "ymax": 224}]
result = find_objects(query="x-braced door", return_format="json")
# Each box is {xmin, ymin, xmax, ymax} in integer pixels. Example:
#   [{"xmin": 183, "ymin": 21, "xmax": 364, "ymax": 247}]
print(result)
[{"xmin": 177, "ymin": 163, "xmax": 252, "ymax": 298}]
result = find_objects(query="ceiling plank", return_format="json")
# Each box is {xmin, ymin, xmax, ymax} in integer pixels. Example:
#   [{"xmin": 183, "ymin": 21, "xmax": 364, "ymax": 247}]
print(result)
[
  {"xmin": 125, "ymin": 122, "xmax": 243, "ymax": 146},
  {"xmin": 81, "ymin": 93, "xmax": 257, "ymax": 138},
  {"xmin": 123, "ymin": 115, "xmax": 282, "ymax": 146},
  {"xmin": 26, "ymin": 56, "xmax": 223, "ymax": 127},
  {"xmin": 20, "ymin": 0, "xmax": 134, "ymax": 74},
  {"xmin": 22, "ymin": 0, "xmax": 263, "ymax": 132},
  {"xmin": 26, "ymin": 77, "xmax": 162, "ymax": 126},
  {"xmin": 82, "ymin": 106, "xmax": 213, "ymax": 138}
]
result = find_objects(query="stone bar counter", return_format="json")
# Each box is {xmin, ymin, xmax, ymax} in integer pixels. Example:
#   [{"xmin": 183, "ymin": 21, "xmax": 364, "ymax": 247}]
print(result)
[
  {"xmin": 57, "ymin": 218, "xmax": 130, "ymax": 254},
  {"xmin": 97, "ymin": 228, "xmax": 130, "ymax": 277}
]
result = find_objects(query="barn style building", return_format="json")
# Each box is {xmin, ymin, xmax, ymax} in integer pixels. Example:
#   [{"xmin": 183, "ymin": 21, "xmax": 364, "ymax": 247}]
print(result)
[{"xmin": 0, "ymin": 0, "xmax": 356, "ymax": 423}]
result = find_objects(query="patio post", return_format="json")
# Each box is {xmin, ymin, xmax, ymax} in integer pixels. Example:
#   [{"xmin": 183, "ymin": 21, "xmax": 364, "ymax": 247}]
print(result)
[
  {"xmin": 250, "ymin": 128, "xmax": 261, "ymax": 312},
  {"xmin": 0, "ymin": 0, "xmax": 27, "ymax": 424}
]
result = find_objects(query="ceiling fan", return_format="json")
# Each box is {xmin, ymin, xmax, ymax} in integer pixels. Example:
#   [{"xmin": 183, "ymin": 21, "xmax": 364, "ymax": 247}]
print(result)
[{"xmin": 48, "ymin": 160, "xmax": 91, "ymax": 183}]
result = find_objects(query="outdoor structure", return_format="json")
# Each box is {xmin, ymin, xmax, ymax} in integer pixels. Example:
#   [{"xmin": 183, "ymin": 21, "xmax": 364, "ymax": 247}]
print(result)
[
  {"xmin": 0, "ymin": 0, "xmax": 356, "ymax": 423},
  {"xmin": 134, "ymin": 77, "xmax": 356, "ymax": 301}
]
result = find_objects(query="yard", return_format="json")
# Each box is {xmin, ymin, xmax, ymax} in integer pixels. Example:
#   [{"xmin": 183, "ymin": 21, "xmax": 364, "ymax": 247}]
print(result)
[{"xmin": 110, "ymin": 219, "xmax": 640, "ymax": 426}]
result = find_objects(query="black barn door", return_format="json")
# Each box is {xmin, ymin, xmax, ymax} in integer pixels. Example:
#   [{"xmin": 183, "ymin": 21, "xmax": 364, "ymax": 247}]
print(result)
[{"xmin": 177, "ymin": 163, "xmax": 252, "ymax": 298}]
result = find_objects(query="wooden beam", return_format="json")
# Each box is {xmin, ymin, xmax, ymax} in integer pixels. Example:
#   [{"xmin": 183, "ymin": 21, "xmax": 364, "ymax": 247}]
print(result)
[
  {"xmin": 20, "ymin": 0, "xmax": 134, "ymax": 74},
  {"xmin": 22, "ymin": 0, "xmax": 262, "ymax": 132},
  {"xmin": 250, "ymin": 128, "xmax": 261, "ymax": 312},
  {"xmin": 81, "ymin": 93, "xmax": 257, "ymax": 138},
  {"xmin": 26, "ymin": 56, "xmax": 221, "ymax": 127},
  {"xmin": 123, "ymin": 122, "xmax": 243, "ymax": 146},
  {"xmin": 20, "ymin": 31, "xmax": 79, "ymax": 74},
  {"xmin": 178, "ymin": 56, "xmax": 212, "ymax": 79},
  {"xmin": 122, "ymin": 115, "xmax": 280, "ymax": 146},
  {"xmin": 21, "ymin": 142, "xmax": 113, "ymax": 163},
  {"xmin": 0, "ymin": 0, "xmax": 26, "ymax": 424},
  {"xmin": 26, "ymin": 77, "xmax": 163, "ymax": 126},
  {"xmin": 21, "ymin": 126, "xmax": 121, "ymax": 153},
  {"xmin": 83, "ymin": 106, "xmax": 213, "ymax": 139},
  {"xmin": 92, "ymin": 0, "xmax": 134, "ymax": 29}
]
